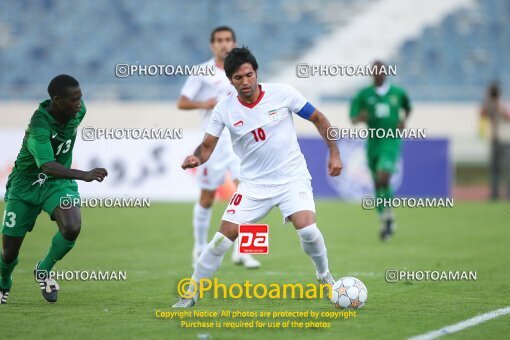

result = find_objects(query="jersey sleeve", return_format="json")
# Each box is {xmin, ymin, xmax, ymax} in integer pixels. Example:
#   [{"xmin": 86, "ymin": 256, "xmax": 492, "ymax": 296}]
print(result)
[
  {"xmin": 285, "ymin": 85, "xmax": 316, "ymax": 119},
  {"xmin": 401, "ymin": 90, "xmax": 412, "ymax": 112},
  {"xmin": 27, "ymin": 119, "xmax": 55, "ymax": 168},
  {"xmin": 349, "ymin": 90, "xmax": 364, "ymax": 119},
  {"xmin": 205, "ymin": 108, "xmax": 225, "ymax": 137},
  {"xmin": 180, "ymin": 75, "xmax": 203, "ymax": 100}
]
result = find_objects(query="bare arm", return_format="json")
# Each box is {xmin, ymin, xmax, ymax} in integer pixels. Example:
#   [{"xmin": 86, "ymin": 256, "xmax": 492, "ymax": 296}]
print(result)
[
  {"xmin": 41, "ymin": 162, "xmax": 108, "ymax": 182},
  {"xmin": 177, "ymin": 96, "xmax": 216, "ymax": 110},
  {"xmin": 181, "ymin": 133, "xmax": 220, "ymax": 169},
  {"xmin": 309, "ymin": 109, "xmax": 343, "ymax": 176}
]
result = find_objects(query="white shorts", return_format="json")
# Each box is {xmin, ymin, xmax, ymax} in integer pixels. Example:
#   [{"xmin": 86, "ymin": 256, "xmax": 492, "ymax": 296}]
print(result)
[
  {"xmin": 221, "ymin": 179, "xmax": 316, "ymax": 225},
  {"xmin": 197, "ymin": 131, "xmax": 240, "ymax": 190}
]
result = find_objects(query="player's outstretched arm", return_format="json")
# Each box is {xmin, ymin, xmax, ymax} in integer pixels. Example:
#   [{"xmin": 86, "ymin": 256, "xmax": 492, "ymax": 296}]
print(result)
[
  {"xmin": 41, "ymin": 161, "xmax": 108, "ymax": 182},
  {"xmin": 181, "ymin": 133, "xmax": 219, "ymax": 169},
  {"xmin": 309, "ymin": 109, "xmax": 343, "ymax": 177}
]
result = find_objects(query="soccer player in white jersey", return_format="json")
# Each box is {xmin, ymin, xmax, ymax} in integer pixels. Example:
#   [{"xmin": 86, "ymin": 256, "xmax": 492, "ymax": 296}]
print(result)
[
  {"xmin": 177, "ymin": 27, "xmax": 260, "ymax": 269},
  {"xmin": 173, "ymin": 47, "xmax": 342, "ymax": 307}
]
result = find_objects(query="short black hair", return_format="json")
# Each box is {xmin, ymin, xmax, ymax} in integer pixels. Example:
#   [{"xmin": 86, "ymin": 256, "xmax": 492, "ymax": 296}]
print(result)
[
  {"xmin": 47, "ymin": 74, "xmax": 79, "ymax": 99},
  {"xmin": 224, "ymin": 47, "xmax": 258, "ymax": 79},
  {"xmin": 210, "ymin": 26, "xmax": 236, "ymax": 43}
]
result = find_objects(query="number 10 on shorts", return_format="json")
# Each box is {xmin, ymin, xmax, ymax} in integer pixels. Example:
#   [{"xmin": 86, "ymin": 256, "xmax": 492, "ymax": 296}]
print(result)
[{"xmin": 238, "ymin": 224, "xmax": 269, "ymax": 254}]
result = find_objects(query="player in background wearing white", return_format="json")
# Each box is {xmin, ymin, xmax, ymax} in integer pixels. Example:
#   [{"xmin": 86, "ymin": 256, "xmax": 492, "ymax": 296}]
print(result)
[
  {"xmin": 177, "ymin": 27, "xmax": 260, "ymax": 269},
  {"xmin": 173, "ymin": 47, "xmax": 343, "ymax": 307}
]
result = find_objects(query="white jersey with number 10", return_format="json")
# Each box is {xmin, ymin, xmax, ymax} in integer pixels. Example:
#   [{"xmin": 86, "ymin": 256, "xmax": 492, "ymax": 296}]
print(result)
[{"xmin": 206, "ymin": 83, "xmax": 316, "ymax": 186}]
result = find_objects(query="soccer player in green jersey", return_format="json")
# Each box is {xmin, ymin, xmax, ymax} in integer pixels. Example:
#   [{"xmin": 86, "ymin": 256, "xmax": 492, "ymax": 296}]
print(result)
[
  {"xmin": 350, "ymin": 61, "xmax": 412, "ymax": 241},
  {"xmin": 0, "ymin": 75, "xmax": 108, "ymax": 304}
]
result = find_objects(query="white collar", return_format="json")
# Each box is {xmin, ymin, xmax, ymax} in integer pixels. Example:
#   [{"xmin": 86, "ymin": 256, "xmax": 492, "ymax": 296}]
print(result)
[{"xmin": 375, "ymin": 82, "xmax": 390, "ymax": 96}]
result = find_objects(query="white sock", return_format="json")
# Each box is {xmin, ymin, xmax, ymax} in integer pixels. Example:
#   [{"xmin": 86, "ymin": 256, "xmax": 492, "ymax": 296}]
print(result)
[
  {"xmin": 382, "ymin": 208, "xmax": 394, "ymax": 222},
  {"xmin": 232, "ymin": 238, "xmax": 240, "ymax": 257},
  {"xmin": 193, "ymin": 203, "xmax": 212, "ymax": 249},
  {"xmin": 192, "ymin": 232, "xmax": 233, "ymax": 282},
  {"xmin": 379, "ymin": 208, "xmax": 394, "ymax": 231},
  {"xmin": 297, "ymin": 223, "xmax": 329, "ymax": 278}
]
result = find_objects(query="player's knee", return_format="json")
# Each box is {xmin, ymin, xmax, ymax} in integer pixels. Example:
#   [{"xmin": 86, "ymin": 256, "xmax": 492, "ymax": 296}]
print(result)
[
  {"xmin": 60, "ymin": 221, "xmax": 81, "ymax": 240},
  {"xmin": 2, "ymin": 249, "xmax": 19, "ymax": 264},
  {"xmin": 199, "ymin": 191, "xmax": 216, "ymax": 208},
  {"xmin": 376, "ymin": 173, "xmax": 390, "ymax": 187},
  {"xmin": 219, "ymin": 221, "xmax": 238, "ymax": 241},
  {"xmin": 1, "ymin": 236, "xmax": 23, "ymax": 263},
  {"xmin": 199, "ymin": 199, "xmax": 214, "ymax": 209},
  {"xmin": 290, "ymin": 211, "xmax": 316, "ymax": 230}
]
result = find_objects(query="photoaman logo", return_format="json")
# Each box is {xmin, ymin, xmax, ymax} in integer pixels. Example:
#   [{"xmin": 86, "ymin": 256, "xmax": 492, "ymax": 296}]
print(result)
[
  {"xmin": 239, "ymin": 224, "xmax": 269, "ymax": 254},
  {"xmin": 177, "ymin": 278, "xmax": 332, "ymax": 300}
]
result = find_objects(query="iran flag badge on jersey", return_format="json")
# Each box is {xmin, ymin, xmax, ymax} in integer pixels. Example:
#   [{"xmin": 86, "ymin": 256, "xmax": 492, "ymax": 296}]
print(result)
[{"xmin": 268, "ymin": 109, "xmax": 278, "ymax": 121}]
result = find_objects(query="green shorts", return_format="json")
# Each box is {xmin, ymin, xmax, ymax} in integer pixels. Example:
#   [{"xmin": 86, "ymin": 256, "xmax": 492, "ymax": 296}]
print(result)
[
  {"xmin": 2, "ymin": 173, "xmax": 80, "ymax": 237},
  {"xmin": 367, "ymin": 140, "xmax": 401, "ymax": 176}
]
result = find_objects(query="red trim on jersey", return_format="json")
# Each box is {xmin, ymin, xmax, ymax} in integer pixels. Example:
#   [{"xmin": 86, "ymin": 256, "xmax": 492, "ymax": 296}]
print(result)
[{"xmin": 237, "ymin": 85, "xmax": 265, "ymax": 109}]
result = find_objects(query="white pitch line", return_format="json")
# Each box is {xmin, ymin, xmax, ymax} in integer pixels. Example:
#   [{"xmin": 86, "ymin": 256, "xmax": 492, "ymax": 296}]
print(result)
[
  {"xmin": 409, "ymin": 306, "xmax": 510, "ymax": 340},
  {"xmin": 262, "ymin": 271, "xmax": 378, "ymax": 277}
]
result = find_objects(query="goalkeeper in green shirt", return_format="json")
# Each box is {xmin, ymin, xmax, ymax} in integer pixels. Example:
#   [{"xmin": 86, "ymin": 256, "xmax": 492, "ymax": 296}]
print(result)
[
  {"xmin": 0, "ymin": 75, "xmax": 108, "ymax": 304},
  {"xmin": 350, "ymin": 61, "xmax": 412, "ymax": 241}
]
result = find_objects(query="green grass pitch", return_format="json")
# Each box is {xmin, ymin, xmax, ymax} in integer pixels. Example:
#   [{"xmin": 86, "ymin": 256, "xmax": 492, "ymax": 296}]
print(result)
[{"xmin": 0, "ymin": 201, "xmax": 509, "ymax": 339}]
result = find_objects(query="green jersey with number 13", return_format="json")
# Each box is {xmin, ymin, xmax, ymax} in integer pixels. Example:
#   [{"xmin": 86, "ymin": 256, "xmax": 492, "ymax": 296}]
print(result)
[{"xmin": 11, "ymin": 99, "xmax": 86, "ymax": 180}]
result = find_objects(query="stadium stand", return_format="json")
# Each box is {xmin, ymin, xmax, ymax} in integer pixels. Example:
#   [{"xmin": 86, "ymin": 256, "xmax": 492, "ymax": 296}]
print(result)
[{"xmin": 0, "ymin": 0, "xmax": 508, "ymax": 101}]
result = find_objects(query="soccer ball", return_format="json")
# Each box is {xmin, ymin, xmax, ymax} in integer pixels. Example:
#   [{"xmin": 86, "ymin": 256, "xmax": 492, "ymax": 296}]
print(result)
[{"xmin": 330, "ymin": 276, "xmax": 368, "ymax": 309}]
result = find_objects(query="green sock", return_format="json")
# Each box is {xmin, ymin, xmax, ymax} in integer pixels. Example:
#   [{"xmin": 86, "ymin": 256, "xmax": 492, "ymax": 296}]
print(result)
[
  {"xmin": 385, "ymin": 186, "xmax": 393, "ymax": 201},
  {"xmin": 0, "ymin": 256, "xmax": 18, "ymax": 289},
  {"xmin": 381, "ymin": 186, "xmax": 394, "ymax": 220},
  {"xmin": 376, "ymin": 186, "xmax": 394, "ymax": 217},
  {"xmin": 38, "ymin": 232, "xmax": 76, "ymax": 272},
  {"xmin": 375, "ymin": 187, "xmax": 385, "ymax": 214}
]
